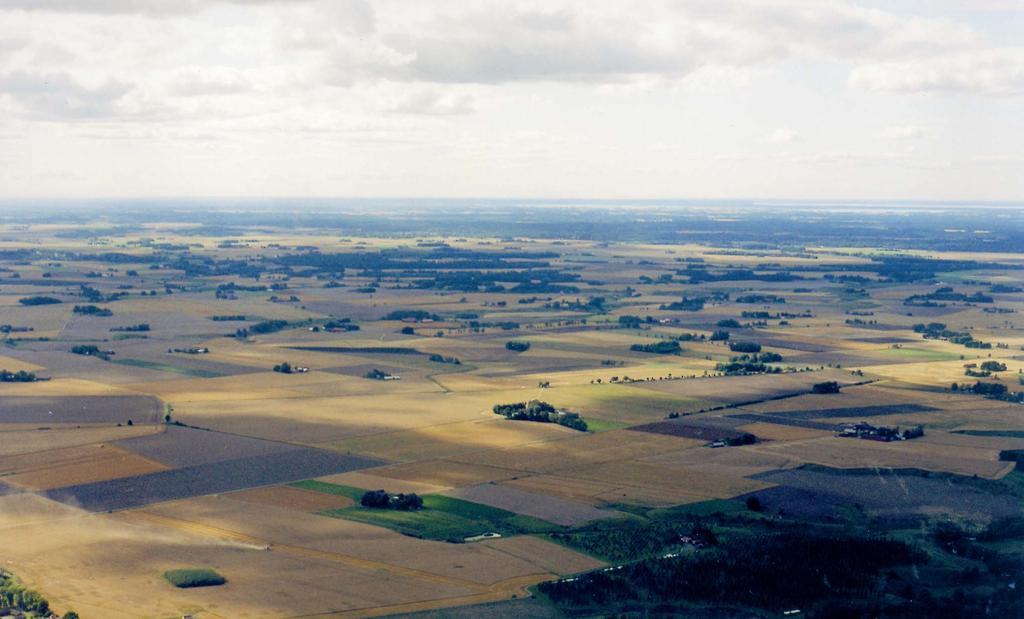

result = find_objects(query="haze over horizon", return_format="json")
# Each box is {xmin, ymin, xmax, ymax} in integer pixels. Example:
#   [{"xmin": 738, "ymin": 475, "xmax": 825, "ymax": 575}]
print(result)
[{"xmin": 1, "ymin": 0, "xmax": 1022, "ymax": 201}]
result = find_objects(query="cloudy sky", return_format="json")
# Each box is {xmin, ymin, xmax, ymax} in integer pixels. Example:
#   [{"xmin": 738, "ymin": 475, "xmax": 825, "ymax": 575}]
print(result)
[{"xmin": 0, "ymin": 0, "xmax": 1021, "ymax": 201}]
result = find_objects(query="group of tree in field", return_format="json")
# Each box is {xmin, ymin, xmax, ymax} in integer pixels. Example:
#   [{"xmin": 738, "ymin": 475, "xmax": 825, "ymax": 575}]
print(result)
[
  {"xmin": 428, "ymin": 354, "xmax": 461, "ymax": 365},
  {"xmin": 235, "ymin": 319, "xmax": 288, "ymax": 339},
  {"xmin": 360, "ymin": 490, "xmax": 424, "ymax": 511},
  {"xmin": 629, "ymin": 340, "xmax": 681, "ymax": 354},
  {"xmin": 812, "ymin": 380, "xmax": 842, "ymax": 394},
  {"xmin": 110, "ymin": 323, "xmax": 150, "ymax": 332},
  {"xmin": 364, "ymin": 368, "xmax": 396, "ymax": 380},
  {"xmin": 904, "ymin": 287, "xmax": 993, "ymax": 307},
  {"xmin": 965, "ymin": 360, "xmax": 1007, "ymax": 378},
  {"xmin": 913, "ymin": 322, "xmax": 991, "ymax": 349},
  {"xmin": 493, "ymin": 399, "xmax": 588, "ymax": 431},
  {"xmin": 70, "ymin": 344, "xmax": 112, "ymax": 360},
  {"xmin": 0, "ymin": 369, "xmax": 37, "ymax": 382},
  {"xmin": 72, "ymin": 304, "xmax": 113, "ymax": 316},
  {"xmin": 716, "ymin": 351, "xmax": 784, "ymax": 375},
  {"xmin": 1, "ymin": 568, "xmax": 78, "ymax": 618},
  {"xmin": 18, "ymin": 296, "xmax": 61, "ymax": 306},
  {"xmin": 505, "ymin": 341, "xmax": 530, "ymax": 352}
]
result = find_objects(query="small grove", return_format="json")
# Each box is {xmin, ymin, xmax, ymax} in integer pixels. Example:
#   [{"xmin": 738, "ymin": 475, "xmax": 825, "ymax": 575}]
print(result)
[{"xmin": 493, "ymin": 400, "xmax": 588, "ymax": 431}]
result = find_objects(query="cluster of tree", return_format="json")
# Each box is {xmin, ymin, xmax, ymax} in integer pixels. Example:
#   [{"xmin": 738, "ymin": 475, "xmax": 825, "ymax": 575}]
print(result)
[
  {"xmin": 676, "ymin": 333, "xmax": 705, "ymax": 341},
  {"xmin": 359, "ymin": 490, "xmax": 424, "ymax": 511},
  {"xmin": 990, "ymin": 283, "xmax": 1023, "ymax": 293},
  {"xmin": 364, "ymin": 368, "xmax": 395, "ymax": 380},
  {"xmin": 659, "ymin": 296, "xmax": 705, "ymax": 311},
  {"xmin": 18, "ymin": 296, "xmax": 61, "ymax": 306},
  {"xmin": 0, "ymin": 324, "xmax": 33, "ymax": 334},
  {"xmin": 955, "ymin": 380, "xmax": 1010, "ymax": 399},
  {"xmin": 630, "ymin": 340, "xmax": 681, "ymax": 355},
  {"xmin": 965, "ymin": 360, "xmax": 1008, "ymax": 378},
  {"xmin": 110, "ymin": 323, "xmax": 150, "ymax": 332},
  {"xmin": 277, "ymin": 246, "xmax": 555, "ymax": 274},
  {"xmin": 728, "ymin": 341, "xmax": 761, "ymax": 353},
  {"xmin": 677, "ymin": 266, "xmax": 805, "ymax": 283},
  {"xmin": 211, "ymin": 314, "xmax": 247, "ymax": 321},
  {"xmin": 383, "ymin": 309, "xmax": 441, "ymax": 322},
  {"xmin": 471, "ymin": 320, "xmax": 520, "ymax": 331},
  {"xmin": 236, "ymin": 319, "xmax": 288, "ymax": 338},
  {"xmin": 505, "ymin": 341, "xmax": 531, "ymax": 352},
  {"xmin": 216, "ymin": 283, "xmax": 260, "ymax": 299},
  {"xmin": 735, "ymin": 294, "xmax": 786, "ymax": 304},
  {"xmin": 717, "ymin": 318, "xmax": 742, "ymax": 328},
  {"xmin": 493, "ymin": 400, "xmax": 588, "ymax": 431},
  {"xmin": 0, "ymin": 369, "xmax": 37, "ymax": 382},
  {"xmin": 318, "ymin": 318, "xmax": 359, "ymax": 332},
  {"xmin": 544, "ymin": 297, "xmax": 605, "ymax": 312},
  {"xmin": 812, "ymin": 381, "xmax": 842, "ymax": 394},
  {"xmin": 72, "ymin": 304, "xmax": 113, "ymax": 316},
  {"xmin": 617, "ymin": 315, "xmax": 654, "ymax": 329},
  {"xmin": 0, "ymin": 570, "xmax": 60, "ymax": 617},
  {"xmin": 716, "ymin": 352, "xmax": 784, "ymax": 375},
  {"xmin": 709, "ymin": 330, "xmax": 730, "ymax": 341},
  {"xmin": 428, "ymin": 354, "xmax": 461, "ymax": 365},
  {"xmin": 904, "ymin": 287, "xmax": 993, "ymax": 306},
  {"xmin": 273, "ymin": 362, "xmax": 294, "ymax": 374},
  {"xmin": 70, "ymin": 345, "xmax": 112, "ymax": 360},
  {"xmin": 913, "ymin": 322, "xmax": 991, "ymax": 349},
  {"xmin": 538, "ymin": 532, "xmax": 924, "ymax": 612},
  {"xmin": 413, "ymin": 269, "xmax": 580, "ymax": 294}
]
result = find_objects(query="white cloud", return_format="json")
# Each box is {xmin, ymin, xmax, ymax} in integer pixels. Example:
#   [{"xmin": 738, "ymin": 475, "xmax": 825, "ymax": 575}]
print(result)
[
  {"xmin": 762, "ymin": 128, "xmax": 799, "ymax": 144},
  {"xmin": 849, "ymin": 49, "xmax": 1024, "ymax": 95},
  {"xmin": 0, "ymin": 0, "xmax": 1020, "ymax": 199},
  {"xmin": 878, "ymin": 125, "xmax": 929, "ymax": 140},
  {"xmin": 385, "ymin": 89, "xmax": 475, "ymax": 116},
  {"xmin": 0, "ymin": 70, "xmax": 131, "ymax": 118}
]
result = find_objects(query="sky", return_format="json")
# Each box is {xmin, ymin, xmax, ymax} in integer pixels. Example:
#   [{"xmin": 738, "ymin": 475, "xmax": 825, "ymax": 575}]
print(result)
[{"xmin": 0, "ymin": 0, "xmax": 1021, "ymax": 201}]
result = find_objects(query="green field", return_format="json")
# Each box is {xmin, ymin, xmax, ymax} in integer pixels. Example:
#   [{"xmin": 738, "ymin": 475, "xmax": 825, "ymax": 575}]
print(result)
[
  {"xmin": 112, "ymin": 358, "xmax": 224, "ymax": 378},
  {"xmin": 298, "ymin": 481, "xmax": 558, "ymax": 541},
  {"xmin": 163, "ymin": 568, "xmax": 226, "ymax": 589}
]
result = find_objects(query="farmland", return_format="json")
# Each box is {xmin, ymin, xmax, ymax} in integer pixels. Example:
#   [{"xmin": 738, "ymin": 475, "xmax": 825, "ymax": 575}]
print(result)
[{"xmin": 0, "ymin": 204, "xmax": 1022, "ymax": 618}]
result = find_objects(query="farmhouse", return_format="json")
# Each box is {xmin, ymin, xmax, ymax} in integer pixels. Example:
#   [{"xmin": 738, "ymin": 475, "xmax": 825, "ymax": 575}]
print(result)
[{"xmin": 838, "ymin": 423, "xmax": 924, "ymax": 442}]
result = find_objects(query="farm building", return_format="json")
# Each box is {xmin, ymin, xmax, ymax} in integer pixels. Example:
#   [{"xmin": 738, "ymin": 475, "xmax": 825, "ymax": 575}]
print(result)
[{"xmin": 837, "ymin": 423, "xmax": 924, "ymax": 442}]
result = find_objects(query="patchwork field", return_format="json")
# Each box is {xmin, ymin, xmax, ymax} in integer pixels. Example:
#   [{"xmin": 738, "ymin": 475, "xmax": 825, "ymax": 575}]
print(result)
[{"xmin": 1, "ymin": 217, "xmax": 1023, "ymax": 618}]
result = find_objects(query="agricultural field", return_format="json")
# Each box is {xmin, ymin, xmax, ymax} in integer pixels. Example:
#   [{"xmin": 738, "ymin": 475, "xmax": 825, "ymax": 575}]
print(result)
[{"xmin": 0, "ymin": 206, "xmax": 1022, "ymax": 618}]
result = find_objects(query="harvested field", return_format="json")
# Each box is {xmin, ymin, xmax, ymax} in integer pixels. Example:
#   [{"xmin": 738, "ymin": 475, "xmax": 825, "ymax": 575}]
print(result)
[
  {"xmin": 0, "ymin": 395, "xmax": 162, "ymax": 424},
  {"xmin": 448, "ymin": 430, "xmax": 702, "ymax": 474},
  {"xmin": 0, "ymin": 494, "xmax": 479, "ymax": 619},
  {"xmin": 630, "ymin": 370, "xmax": 856, "ymax": 406},
  {"xmin": 116, "ymin": 426, "xmax": 298, "ymax": 467},
  {"xmin": 0, "ymin": 444, "xmax": 168, "ymax": 491},
  {"xmin": 728, "ymin": 413, "xmax": 837, "ymax": 430},
  {"xmin": 290, "ymin": 345, "xmax": 426, "ymax": 356},
  {"xmin": 748, "ymin": 436, "xmax": 1013, "ymax": 479},
  {"xmin": 641, "ymin": 445, "xmax": 789, "ymax": 478},
  {"xmin": 734, "ymin": 422, "xmax": 832, "ymax": 441},
  {"xmin": 748, "ymin": 467, "xmax": 1024, "ymax": 521},
  {"xmin": 370, "ymin": 460, "xmax": 522, "ymax": 489},
  {"xmin": 751, "ymin": 403, "xmax": 939, "ymax": 421},
  {"xmin": 0, "ymin": 424, "xmax": 161, "ymax": 457},
  {"xmin": 628, "ymin": 420, "xmax": 753, "ymax": 443},
  {"xmin": 228, "ymin": 484, "xmax": 354, "ymax": 511},
  {"xmin": 316, "ymin": 471, "xmax": 448, "ymax": 495},
  {"xmin": 324, "ymin": 418, "xmax": 573, "ymax": 462},
  {"xmin": 444, "ymin": 483, "xmax": 621, "ymax": 526},
  {"xmin": 138, "ymin": 494, "xmax": 600, "ymax": 587},
  {"xmin": 44, "ymin": 448, "xmax": 383, "ymax": 511}
]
